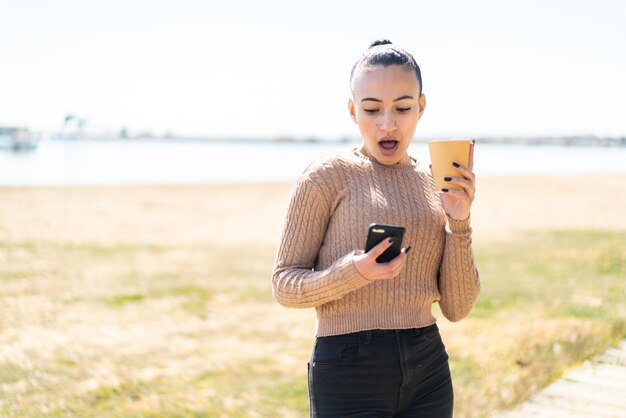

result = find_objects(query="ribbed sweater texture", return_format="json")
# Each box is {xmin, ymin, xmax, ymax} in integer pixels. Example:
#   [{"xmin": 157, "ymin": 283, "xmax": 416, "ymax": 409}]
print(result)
[{"xmin": 272, "ymin": 148, "xmax": 480, "ymax": 337}]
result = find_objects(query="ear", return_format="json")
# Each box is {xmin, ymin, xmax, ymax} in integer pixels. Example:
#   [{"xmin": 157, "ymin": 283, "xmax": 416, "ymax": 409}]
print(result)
[
  {"xmin": 417, "ymin": 94, "xmax": 426, "ymax": 119},
  {"xmin": 348, "ymin": 98, "xmax": 357, "ymax": 124}
]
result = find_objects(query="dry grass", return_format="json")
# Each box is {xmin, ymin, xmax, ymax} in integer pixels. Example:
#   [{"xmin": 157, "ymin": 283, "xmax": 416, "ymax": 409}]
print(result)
[{"xmin": 1, "ymin": 174, "xmax": 625, "ymax": 417}]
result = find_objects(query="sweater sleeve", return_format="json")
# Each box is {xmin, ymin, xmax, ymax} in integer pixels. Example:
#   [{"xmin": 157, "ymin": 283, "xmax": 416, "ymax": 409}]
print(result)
[
  {"xmin": 271, "ymin": 175, "xmax": 371, "ymax": 308},
  {"xmin": 437, "ymin": 215, "xmax": 481, "ymax": 321}
]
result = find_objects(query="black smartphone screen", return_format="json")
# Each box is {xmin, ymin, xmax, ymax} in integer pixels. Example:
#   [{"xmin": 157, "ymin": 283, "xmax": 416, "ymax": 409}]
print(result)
[{"xmin": 364, "ymin": 223, "xmax": 406, "ymax": 263}]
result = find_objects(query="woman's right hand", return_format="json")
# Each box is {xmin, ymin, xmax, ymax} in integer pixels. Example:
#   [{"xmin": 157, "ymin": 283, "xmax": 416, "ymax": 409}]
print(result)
[{"xmin": 353, "ymin": 237, "xmax": 409, "ymax": 281}]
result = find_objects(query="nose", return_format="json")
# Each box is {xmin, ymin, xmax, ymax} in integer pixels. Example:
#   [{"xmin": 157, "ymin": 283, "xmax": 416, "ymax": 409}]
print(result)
[{"xmin": 378, "ymin": 112, "xmax": 397, "ymax": 132}]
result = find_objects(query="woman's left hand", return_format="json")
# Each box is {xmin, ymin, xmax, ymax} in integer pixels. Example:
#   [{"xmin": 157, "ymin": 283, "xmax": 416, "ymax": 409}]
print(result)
[{"xmin": 436, "ymin": 142, "xmax": 476, "ymax": 221}]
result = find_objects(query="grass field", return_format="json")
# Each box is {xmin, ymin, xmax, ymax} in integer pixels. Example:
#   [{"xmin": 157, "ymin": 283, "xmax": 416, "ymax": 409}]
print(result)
[{"xmin": 1, "ymin": 177, "xmax": 625, "ymax": 417}]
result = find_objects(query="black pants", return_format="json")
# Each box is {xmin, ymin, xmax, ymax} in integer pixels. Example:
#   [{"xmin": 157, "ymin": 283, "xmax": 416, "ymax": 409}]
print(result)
[{"xmin": 308, "ymin": 324, "xmax": 453, "ymax": 418}]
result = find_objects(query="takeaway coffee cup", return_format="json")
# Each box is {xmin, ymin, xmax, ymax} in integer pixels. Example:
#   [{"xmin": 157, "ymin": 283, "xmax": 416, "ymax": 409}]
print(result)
[{"xmin": 428, "ymin": 139, "xmax": 473, "ymax": 191}]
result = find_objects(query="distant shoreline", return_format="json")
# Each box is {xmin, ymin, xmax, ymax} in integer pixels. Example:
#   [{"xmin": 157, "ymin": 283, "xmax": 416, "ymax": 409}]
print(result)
[
  {"xmin": 3, "ymin": 139, "xmax": 625, "ymax": 186},
  {"xmin": 46, "ymin": 134, "xmax": 626, "ymax": 147}
]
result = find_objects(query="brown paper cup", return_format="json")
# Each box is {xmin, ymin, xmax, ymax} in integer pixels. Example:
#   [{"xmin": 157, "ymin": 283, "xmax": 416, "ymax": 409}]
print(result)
[{"xmin": 428, "ymin": 139, "xmax": 472, "ymax": 191}]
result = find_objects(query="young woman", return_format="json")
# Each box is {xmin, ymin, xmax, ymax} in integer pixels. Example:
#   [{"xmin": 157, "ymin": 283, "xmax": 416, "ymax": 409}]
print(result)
[{"xmin": 272, "ymin": 39, "xmax": 480, "ymax": 418}]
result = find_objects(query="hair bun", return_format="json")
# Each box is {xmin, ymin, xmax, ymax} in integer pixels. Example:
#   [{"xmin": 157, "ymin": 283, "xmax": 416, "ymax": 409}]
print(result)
[{"xmin": 369, "ymin": 39, "xmax": 392, "ymax": 48}]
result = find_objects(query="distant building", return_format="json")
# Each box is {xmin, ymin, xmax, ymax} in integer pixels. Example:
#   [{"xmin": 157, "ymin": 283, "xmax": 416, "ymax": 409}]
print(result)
[{"xmin": 0, "ymin": 127, "xmax": 41, "ymax": 150}]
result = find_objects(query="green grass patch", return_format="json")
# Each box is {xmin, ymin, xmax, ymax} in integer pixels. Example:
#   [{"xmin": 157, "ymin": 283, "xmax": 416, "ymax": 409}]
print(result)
[
  {"xmin": 0, "ymin": 270, "xmax": 33, "ymax": 280},
  {"xmin": 56, "ymin": 357, "xmax": 78, "ymax": 367},
  {"xmin": 104, "ymin": 293, "xmax": 146, "ymax": 306},
  {"xmin": 36, "ymin": 366, "xmax": 308, "ymax": 418},
  {"xmin": 235, "ymin": 284, "xmax": 274, "ymax": 303},
  {"xmin": 86, "ymin": 381, "xmax": 146, "ymax": 409},
  {"xmin": 257, "ymin": 377, "xmax": 309, "ymax": 415},
  {"xmin": 449, "ymin": 356, "xmax": 479, "ymax": 376},
  {"xmin": 63, "ymin": 242, "xmax": 172, "ymax": 256},
  {"xmin": 179, "ymin": 289, "xmax": 213, "ymax": 317},
  {"xmin": 147, "ymin": 283, "xmax": 214, "ymax": 316},
  {"xmin": 0, "ymin": 362, "xmax": 29, "ymax": 385},
  {"xmin": 0, "ymin": 241, "xmax": 39, "ymax": 251},
  {"xmin": 193, "ymin": 362, "xmax": 309, "ymax": 417},
  {"xmin": 472, "ymin": 229, "xmax": 626, "ymax": 322}
]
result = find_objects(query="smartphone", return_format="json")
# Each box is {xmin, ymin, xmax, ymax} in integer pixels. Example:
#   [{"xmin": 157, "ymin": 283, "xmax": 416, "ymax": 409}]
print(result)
[{"xmin": 365, "ymin": 223, "xmax": 406, "ymax": 263}]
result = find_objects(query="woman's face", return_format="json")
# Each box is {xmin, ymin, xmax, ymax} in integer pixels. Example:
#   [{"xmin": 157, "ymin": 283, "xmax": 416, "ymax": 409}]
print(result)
[{"xmin": 349, "ymin": 65, "xmax": 426, "ymax": 165}]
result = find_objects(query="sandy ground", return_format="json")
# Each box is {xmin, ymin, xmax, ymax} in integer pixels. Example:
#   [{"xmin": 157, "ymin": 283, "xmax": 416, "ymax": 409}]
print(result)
[{"xmin": 1, "ymin": 174, "xmax": 625, "ymax": 247}]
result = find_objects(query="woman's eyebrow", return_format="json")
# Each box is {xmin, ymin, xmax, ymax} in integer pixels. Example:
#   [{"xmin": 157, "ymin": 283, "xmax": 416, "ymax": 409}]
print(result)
[{"xmin": 360, "ymin": 95, "xmax": 414, "ymax": 103}]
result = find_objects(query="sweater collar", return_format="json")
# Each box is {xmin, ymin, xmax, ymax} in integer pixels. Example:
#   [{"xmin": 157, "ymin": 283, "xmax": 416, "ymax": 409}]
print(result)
[{"xmin": 351, "ymin": 148, "xmax": 419, "ymax": 169}]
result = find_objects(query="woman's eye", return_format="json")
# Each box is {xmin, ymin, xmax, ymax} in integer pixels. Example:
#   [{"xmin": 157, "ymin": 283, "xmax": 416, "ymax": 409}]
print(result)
[
  {"xmin": 397, "ymin": 107, "xmax": 411, "ymax": 113},
  {"xmin": 364, "ymin": 108, "xmax": 379, "ymax": 114}
]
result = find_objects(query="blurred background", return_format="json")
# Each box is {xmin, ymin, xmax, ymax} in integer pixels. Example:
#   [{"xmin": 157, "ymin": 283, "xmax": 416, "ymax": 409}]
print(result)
[
  {"xmin": 3, "ymin": 0, "xmax": 626, "ymax": 139},
  {"xmin": 1, "ymin": 1, "xmax": 625, "ymax": 417},
  {"xmin": 1, "ymin": 0, "xmax": 626, "ymax": 184}
]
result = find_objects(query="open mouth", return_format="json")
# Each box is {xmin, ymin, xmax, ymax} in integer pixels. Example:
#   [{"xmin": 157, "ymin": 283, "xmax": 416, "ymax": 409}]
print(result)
[{"xmin": 378, "ymin": 139, "xmax": 399, "ymax": 155}]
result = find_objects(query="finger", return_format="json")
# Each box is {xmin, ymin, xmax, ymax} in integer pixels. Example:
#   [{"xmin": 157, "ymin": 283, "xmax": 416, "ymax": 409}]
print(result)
[
  {"xmin": 452, "ymin": 162, "xmax": 475, "ymax": 182},
  {"xmin": 444, "ymin": 176, "xmax": 474, "ymax": 193},
  {"xmin": 367, "ymin": 237, "xmax": 394, "ymax": 258},
  {"xmin": 384, "ymin": 252, "xmax": 407, "ymax": 276},
  {"xmin": 438, "ymin": 188, "xmax": 472, "ymax": 203}
]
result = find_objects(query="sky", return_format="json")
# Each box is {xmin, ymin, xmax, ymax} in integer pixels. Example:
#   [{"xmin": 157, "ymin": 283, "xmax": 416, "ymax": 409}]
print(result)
[{"xmin": 1, "ymin": 0, "xmax": 625, "ymax": 140}]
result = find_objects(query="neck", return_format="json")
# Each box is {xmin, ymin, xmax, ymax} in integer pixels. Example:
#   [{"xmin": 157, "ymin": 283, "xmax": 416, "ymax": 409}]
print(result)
[{"xmin": 359, "ymin": 145, "xmax": 412, "ymax": 165}]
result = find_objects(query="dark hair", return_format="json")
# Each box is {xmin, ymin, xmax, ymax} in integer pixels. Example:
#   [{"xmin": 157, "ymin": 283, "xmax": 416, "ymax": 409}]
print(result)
[{"xmin": 350, "ymin": 39, "xmax": 423, "ymax": 96}]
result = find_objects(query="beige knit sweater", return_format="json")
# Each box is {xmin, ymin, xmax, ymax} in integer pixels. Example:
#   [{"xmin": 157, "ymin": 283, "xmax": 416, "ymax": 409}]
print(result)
[{"xmin": 272, "ymin": 148, "xmax": 480, "ymax": 337}]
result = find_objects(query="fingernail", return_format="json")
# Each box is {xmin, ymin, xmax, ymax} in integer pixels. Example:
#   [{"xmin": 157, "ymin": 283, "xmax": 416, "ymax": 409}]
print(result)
[
  {"xmin": 388, "ymin": 237, "xmax": 396, "ymax": 244},
  {"xmin": 472, "ymin": 139, "xmax": 476, "ymax": 145},
  {"xmin": 405, "ymin": 246, "xmax": 412, "ymax": 254},
  {"xmin": 452, "ymin": 162, "xmax": 460, "ymax": 168},
  {"xmin": 442, "ymin": 188, "xmax": 449, "ymax": 192},
  {"xmin": 444, "ymin": 176, "xmax": 452, "ymax": 181}
]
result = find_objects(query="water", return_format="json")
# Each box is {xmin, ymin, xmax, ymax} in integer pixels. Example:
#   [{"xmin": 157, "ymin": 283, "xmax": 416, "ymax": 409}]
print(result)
[{"xmin": 1, "ymin": 138, "xmax": 624, "ymax": 185}]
